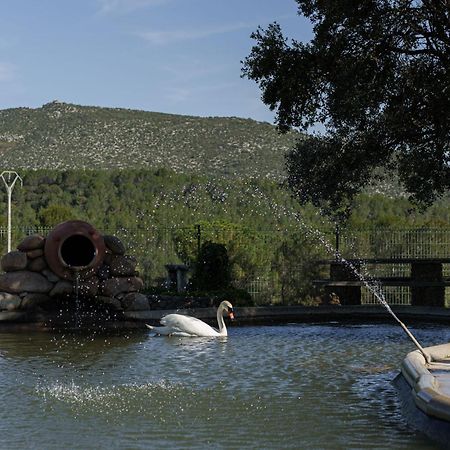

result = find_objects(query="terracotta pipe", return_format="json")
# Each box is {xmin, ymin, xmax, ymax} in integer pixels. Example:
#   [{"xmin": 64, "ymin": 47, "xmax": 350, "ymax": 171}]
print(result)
[{"xmin": 44, "ymin": 220, "xmax": 105, "ymax": 280}]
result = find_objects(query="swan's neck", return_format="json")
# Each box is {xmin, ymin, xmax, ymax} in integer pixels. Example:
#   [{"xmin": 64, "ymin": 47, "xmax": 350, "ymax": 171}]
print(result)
[{"xmin": 216, "ymin": 306, "xmax": 227, "ymax": 336}]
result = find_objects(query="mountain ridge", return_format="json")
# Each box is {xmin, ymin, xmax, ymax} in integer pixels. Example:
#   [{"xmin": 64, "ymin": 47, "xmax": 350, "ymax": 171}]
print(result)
[{"xmin": 0, "ymin": 101, "xmax": 297, "ymax": 177}]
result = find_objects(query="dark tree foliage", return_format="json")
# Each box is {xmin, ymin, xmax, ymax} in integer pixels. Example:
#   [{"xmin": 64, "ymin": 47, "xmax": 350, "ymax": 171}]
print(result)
[
  {"xmin": 242, "ymin": 0, "xmax": 450, "ymax": 213},
  {"xmin": 191, "ymin": 242, "xmax": 232, "ymax": 291}
]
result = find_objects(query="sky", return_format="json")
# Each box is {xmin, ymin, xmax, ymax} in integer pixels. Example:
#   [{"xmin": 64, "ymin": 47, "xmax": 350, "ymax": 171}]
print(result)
[{"xmin": 0, "ymin": 0, "xmax": 312, "ymax": 123}]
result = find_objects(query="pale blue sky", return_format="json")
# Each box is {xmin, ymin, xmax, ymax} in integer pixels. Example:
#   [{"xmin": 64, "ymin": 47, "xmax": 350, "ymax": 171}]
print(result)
[{"xmin": 0, "ymin": 0, "xmax": 311, "ymax": 122}]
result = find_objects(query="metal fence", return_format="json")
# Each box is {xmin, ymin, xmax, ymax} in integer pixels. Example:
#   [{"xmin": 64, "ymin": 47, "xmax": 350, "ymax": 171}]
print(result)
[
  {"xmin": 339, "ymin": 228, "xmax": 450, "ymax": 260},
  {"xmin": 0, "ymin": 225, "xmax": 449, "ymax": 305},
  {"xmin": 339, "ymin": 228, "xmax": 450, "ymax": 305}
]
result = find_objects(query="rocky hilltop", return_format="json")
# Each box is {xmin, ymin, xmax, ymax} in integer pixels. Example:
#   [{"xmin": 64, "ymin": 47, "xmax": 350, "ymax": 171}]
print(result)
[{"xmin": 0, "ymin": 101, "xmax": 297, "ymax": 178}]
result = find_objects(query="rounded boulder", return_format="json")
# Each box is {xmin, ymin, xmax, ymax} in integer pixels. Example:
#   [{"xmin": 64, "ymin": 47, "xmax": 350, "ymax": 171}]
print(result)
[
  {"xmin": 0, "ymin": 292, "xmax": 22, "ymax": 311},
  {"xmin": 0, "ymin": 271, "xmax": 54, "ymax": 294},
  {"xmin": 103, "ymin": 235, "xmax": 126, "ymax": 255},
  {"xmin": 17, "ymin": 234, "xmax": 45, "ymax": 252},
  {"xmin": 100, "ymin": 276, "xmax": 143, "ymax": 297},
  {"xmin": 110, "ymin": 255, "xmax": 137, "ymax": 277},
  {"xmin": 1, "ymin": 251, "xmax": 28, "ymax": 272}
]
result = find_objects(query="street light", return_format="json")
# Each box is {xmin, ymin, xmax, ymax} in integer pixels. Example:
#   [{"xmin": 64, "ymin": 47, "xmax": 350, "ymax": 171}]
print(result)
[{"xmin": 0, "ymin": 171, "xmax": 23, "ymax": 253}]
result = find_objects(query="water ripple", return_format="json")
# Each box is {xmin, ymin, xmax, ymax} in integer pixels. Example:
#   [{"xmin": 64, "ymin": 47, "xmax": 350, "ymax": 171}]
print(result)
[{"xmin": 0, "ymin": 324, "xmax": 444, "ymax": 449}]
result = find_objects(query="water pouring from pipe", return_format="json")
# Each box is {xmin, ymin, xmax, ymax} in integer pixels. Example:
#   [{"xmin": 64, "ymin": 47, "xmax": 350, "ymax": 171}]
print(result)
[{"xmin": 43, "ymin": 220, "xmax": 106, "ymax": 328}]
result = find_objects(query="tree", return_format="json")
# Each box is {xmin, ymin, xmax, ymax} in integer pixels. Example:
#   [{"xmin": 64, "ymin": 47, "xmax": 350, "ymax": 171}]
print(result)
[
  {"xmin": 190, "ymin": 241, "xmax": 232, "ymax": 291},
  {"xmin": 242, "ymin": 0, "xmax": 450, "ymax": 214},
  {"xmin": 39, "ymin": 204, "xmax": 76, "ymax": 227}
]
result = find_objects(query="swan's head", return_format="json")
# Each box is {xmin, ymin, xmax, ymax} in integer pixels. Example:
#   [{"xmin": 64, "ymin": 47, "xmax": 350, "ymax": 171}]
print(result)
[{"xmin": 219, "ymin": 300, "xmax": 234, "ymax": 320}]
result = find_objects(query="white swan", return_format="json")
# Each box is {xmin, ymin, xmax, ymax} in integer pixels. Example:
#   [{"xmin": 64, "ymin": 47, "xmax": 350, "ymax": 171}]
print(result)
[{"xmin": 146, "ymin": 300, "xmax": 234, "ymax": 337}]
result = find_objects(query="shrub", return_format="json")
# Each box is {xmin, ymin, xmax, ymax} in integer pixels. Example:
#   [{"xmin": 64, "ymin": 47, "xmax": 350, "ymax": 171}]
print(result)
[{"xmin": 190, "ymin": 241, "xmax": 231, "ymax": 291}]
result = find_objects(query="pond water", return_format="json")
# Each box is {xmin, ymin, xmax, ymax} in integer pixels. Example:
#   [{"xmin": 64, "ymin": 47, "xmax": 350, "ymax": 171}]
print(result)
[{"xmin": 0, "ymin": 323, "xmax": 447, "ymax": 449}]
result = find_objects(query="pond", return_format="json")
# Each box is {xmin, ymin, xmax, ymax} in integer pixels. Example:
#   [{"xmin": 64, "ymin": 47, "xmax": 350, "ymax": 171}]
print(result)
[{"xmin": 0, "ymin": 323, "xmax": 447, "ymax": 449}]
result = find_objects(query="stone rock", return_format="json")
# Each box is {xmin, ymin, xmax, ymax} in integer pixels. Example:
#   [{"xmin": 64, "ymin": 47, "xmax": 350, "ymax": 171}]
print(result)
[
  {"xmin": 21, "ymin": 293, "xmax": 51, "ymax": 309},
  {"xmin": 100, "ymin": 276, "xmax": 143, "ymax": 297},
  {"xmin": 27, "ymin": 248, "xmax": 44, "ymax": 259},
  {"xmin": 49, "ymin": 280, "xmax": 73, "ymax": 297},
  {"xmin": 97, "ymin": 296, "xmax": 123, "ymax": 310},
  {"xmin": 104, "ymin": 235, "xmax": 126, "ymax": 255},
  {"xmin": 28, "ymin": 256, "xmax": 47, "ymax": 272},
  {"xmin": 103, "ymin": 252, "xmax": 113, "ymax": 265},
  {"xmin": 17, "ymin": 234, "xmax": 45, "ymax": 252},
  {"xmin": 0, "ymin": 311, "xmax": 28, "ymax": 322},
  {"xmin": 80, "ymin": 268, "xmax": 97, "ymax": 279},
  {"xmin": 132, "ymin": 276, "xmax": 144, "ymax": 291},
  {"xmin": 0, "ymin": 292, "xmax": 22, "ymax": 311},
  {"xmin": 79, "ymin": 276, "xmax": 99, "ymax": 297},
  {"xmin": 0, "ymin": 271, "xmax": 53, "ymax": 294},
  {"xmin": 97, "ymin": 264, "xmax": 110, "ymax": 280},
  {"xmin": 110, "ymin": 255, "xmax": 137, "ymax": 277},
  {"xmin": 122, "ymin": 292, "xmax": 149, "ymax": 311},
  {"xmin": 42, "ymin": 269, "xmax": 60, "ymax": 283},
  {"xmin": 1, "ymin": 251, "xmax": 28, "ymax": 272}
]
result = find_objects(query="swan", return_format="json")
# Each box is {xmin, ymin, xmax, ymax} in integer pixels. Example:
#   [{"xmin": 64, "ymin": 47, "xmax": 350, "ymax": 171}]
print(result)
[{"xmin": 146, "ymin": 300, "xmax": 234, "ymax": 337}]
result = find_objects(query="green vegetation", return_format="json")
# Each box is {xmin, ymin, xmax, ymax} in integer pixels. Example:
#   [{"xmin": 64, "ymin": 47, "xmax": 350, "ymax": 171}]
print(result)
[
  {"xmin": 0, "ymin": 101, "xmax": 296, "ymax": 178},
  {"xmin": 0, "ymin": 101, "xmax": 448, "ymax": 305},
  {"xmin": 0, "ymin": 168, "xmax": 447, "ymax": 305}
]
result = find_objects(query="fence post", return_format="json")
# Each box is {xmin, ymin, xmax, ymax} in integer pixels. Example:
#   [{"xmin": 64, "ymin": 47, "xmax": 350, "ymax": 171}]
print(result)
[
  {"xmin": 335, "ymin": 223, "xmax": 340, "ymax": 260},
  {"xmin": 411, "ymin": 261, "xmax": 445, "ymax": 307}
]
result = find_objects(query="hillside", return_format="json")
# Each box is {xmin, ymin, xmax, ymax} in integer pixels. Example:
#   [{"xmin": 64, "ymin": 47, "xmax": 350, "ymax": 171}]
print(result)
[{"xmin": 0, "ymin": 101, "xmax": 297, "ymax": 178}]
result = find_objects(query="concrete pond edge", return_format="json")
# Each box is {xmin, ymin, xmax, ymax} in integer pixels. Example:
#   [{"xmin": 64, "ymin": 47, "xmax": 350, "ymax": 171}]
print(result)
[{"xmin": 2, "ymin": 304, "xmax": 450, "ymax": 331}]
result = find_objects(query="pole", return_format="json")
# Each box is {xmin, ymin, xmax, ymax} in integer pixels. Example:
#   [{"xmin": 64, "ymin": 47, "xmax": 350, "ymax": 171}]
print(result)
[
  {"xmin": 0, "ymin": 171, "xmax": 23, "ymax": 253},
  {"xmin": 335, "ymin": 222, "xmax": 340, "ymax": 261}
]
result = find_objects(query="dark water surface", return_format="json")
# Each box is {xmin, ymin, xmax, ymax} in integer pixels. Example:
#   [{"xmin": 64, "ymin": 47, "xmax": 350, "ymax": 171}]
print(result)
[{"xmin": 0, "ymin": 323, "xmax": 447, "ymax": 449}]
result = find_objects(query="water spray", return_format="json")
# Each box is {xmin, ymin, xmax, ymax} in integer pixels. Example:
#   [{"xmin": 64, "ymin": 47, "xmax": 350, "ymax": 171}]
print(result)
[
  {"xmin": 335, "ymin": 255, "xmax": 431, "ymax": 363},
  {"xmin": 147, "ymin": 178, "xmax": 432, "ymax": 362},
  {"xmin": 272, "ymin": 200, "xmax": 432, "ymax": 363}
]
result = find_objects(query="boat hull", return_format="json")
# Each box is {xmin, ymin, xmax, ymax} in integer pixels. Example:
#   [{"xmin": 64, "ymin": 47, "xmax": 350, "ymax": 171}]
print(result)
[{"xmin": 395, "ymin": 342, "xmax": 450, "ymax": 447}]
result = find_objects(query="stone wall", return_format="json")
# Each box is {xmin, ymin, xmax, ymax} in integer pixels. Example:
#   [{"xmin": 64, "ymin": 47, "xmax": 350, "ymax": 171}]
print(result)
[{"xmin": 0, "ymin": 233, "xmax": 150, "ymax": 316}]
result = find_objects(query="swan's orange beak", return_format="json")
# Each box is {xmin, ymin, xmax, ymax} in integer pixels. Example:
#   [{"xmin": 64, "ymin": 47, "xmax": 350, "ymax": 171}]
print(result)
[{"xmin": 228, "ymin": 311, "xmax": 235, "ymax": 320}]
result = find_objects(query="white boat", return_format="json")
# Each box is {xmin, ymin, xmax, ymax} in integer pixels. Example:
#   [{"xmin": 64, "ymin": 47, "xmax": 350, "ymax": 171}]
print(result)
[{"xmin": 395, "ymin": 342, "xmax": 450, "ymax": 446}]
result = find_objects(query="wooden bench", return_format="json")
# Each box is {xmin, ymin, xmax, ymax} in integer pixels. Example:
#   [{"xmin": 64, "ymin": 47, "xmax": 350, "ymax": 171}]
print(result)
[{"xmin": 313, "ymin": 258, "xmax": 450, "ymax": 306}]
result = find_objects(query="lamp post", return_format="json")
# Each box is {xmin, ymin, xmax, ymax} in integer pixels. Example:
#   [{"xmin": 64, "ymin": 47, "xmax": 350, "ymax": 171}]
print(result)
[{"xmin": 0, "ymin": 171, "xmax": 23, "ymax": 253}]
